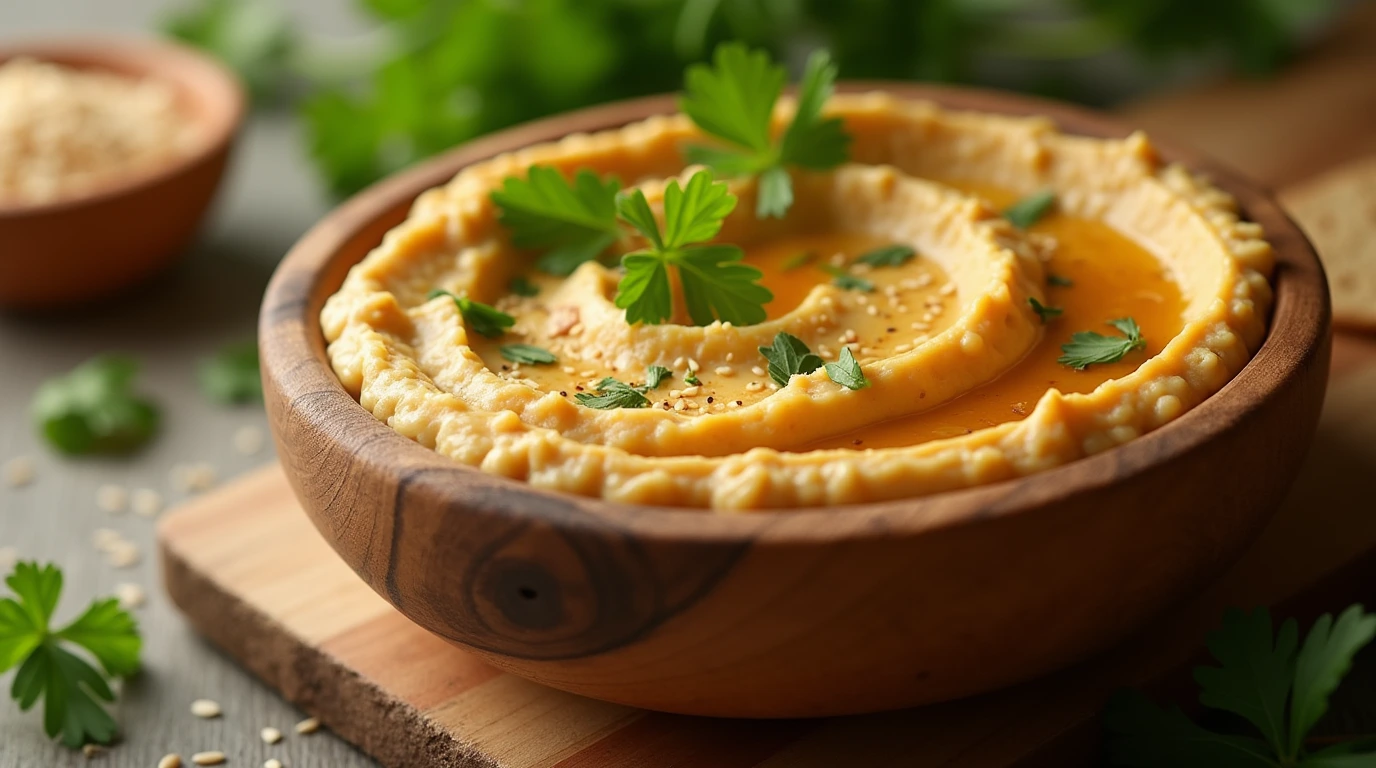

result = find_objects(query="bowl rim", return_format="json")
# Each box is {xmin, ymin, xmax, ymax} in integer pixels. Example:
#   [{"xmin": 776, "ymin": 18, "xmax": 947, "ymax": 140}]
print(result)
[
  {"xmin": 261, "ymin": 82, "xmax": 1330, "ymax": 546},
  {"xmin": 0, "ymin": 35, "xmax": 245, "ymax": 219}
]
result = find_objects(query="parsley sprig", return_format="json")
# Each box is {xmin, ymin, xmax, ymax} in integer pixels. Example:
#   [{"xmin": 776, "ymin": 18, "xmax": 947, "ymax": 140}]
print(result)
[
  {"xmin": 32, "ymin": 357, "xmax": 161, "ymax": 456},
  {"xmin": 1004, "ymin": 190, "xmax": 1057, "ymax": 229},
  {"xmin": 1105, "ymin": 605, "xmax": 1376, "ymax": 767},
  {"xmin": 1028, "ymin": 297, "xmax": 1063, "ymax": 324},
  {"xmin": 615, "ymin": 170, "xmax": 773, "ymax": 326},
  {"xmin": 759, "ymin": 332, "xmax": 867, "ymax": 390},
  {"xmin": 490, "ymin": 167, "xmax": 623, "ymax": 276},
  {"xmin": 199, "ymin": 341, "xmax": 262, "ymax": 404},
  {"xmin": 680, "ymin": 43, "xmax": 850, "ymax": 219},
  {"xmin": 428, "ymin": 289, "xmax": 516, "ymax": 339},
  {"xmin": 574, "ymin": 366, "xmax": 673, "ymax": 410},
  {"xmin": 1058, "ymin": 318, "xmax": 1146, "ymax": 370},
  {"xmin": 1, "ymin": 562, "xmax": 142, "ymax": 749}
]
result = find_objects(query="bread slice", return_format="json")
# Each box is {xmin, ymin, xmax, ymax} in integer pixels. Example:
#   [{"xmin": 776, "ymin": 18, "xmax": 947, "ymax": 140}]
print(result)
[{"xmin": 1280, "ymin": 155, "xmax": 1376, "ymax": 332}]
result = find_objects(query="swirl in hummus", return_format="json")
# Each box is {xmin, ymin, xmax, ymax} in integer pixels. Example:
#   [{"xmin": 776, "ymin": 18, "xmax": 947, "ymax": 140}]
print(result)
[{"xmin": 321, "ymin": 94, "xmax": 1273, "ymax": 510}]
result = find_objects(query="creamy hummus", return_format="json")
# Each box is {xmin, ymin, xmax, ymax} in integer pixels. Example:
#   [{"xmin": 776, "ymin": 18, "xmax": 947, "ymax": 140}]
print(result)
[{"xmin": 322, "ymin": 94, "xmax": 1273, "ymax": 510}]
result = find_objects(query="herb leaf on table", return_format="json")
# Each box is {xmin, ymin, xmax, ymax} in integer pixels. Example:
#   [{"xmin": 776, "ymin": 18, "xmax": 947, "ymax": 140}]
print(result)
[
  {"xmin": 31, "ymin": 356, "xmax": 161, "ymax": 456},
  {"xmin": 199, "ymin": 341, "xmax": 263, "ymax": 404},
  {"xmin": 1, "ymin": 562, "xmax": 142, "ymax": 749}
]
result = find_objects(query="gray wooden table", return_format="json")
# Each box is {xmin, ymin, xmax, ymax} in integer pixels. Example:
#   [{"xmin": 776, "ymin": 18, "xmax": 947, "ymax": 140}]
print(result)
[{"xmin": 1, "ymin": 2, "xmax": 383, "ymax": 765}]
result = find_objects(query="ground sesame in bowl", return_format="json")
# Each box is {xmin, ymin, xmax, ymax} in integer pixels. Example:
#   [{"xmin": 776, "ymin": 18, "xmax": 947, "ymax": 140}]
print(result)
[{"xmin": 0, "ymin": 57, "xmax": 202, "ymax": 207}]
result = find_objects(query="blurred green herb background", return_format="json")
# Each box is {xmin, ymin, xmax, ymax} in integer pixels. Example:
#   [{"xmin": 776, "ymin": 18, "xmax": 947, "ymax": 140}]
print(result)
[{"xmin": 165, "ymin": 0, "xmax": 1343, "ymax": 199}]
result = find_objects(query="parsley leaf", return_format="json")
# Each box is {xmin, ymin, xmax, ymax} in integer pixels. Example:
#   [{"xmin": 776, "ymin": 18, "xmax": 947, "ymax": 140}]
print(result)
[
  {"xmin": 823, "ymin": 347, "xmax": 869, "ymax": 390},
  {"xmin": 684, "ymin": 371, "xmax": 701, "ymax": 386},
  {"xmin": 645, "ymin": 365, "xmax": 672, "ymax": 389},
  {"xmin": 1048, "ymin": 273, "xmax": 1075, "ymax": 288},
  {"xmin": 1028, "ymin": 297, "xmax": 1063, "ymax": 324},
  {"xmin": 574, "ymin": 377, "xmax": 651, "ymax": 410},
  {"xmin": 31, "ymin": 357, "xmax": 161, "ymax": 456},
  {"xmin": 198, "ymin": 341, "xmax": 262, "ymax": 404},
  {"xmin": 759, "ymin": 332, "xmax": 824, "ymax": 387},
  {"xmin": 428, "ymin": 289, "xmax": 515, "ymax": 339},
  {"xmin": 614, "ymin": 170, "xmax": 772, "ymax": 326},
  {"xmin": 1103, "ymin": 689, "xmax": 1278, "ymax": 768},
  {"xmin": 1057, "ymin": 317, "xmax": 1146, "ymax": 370},
  {"xmin": 499, "ymin": 344, "xmax": 556, "ymax": 365},
  {"xmin": 2, "ymin": 562, "xmax": 141, "ymax": 749},
  {"xmin": 1289, "ymin": 606, "xmax": 1376, "ymax": 759},
  {"xmin": 680, "ymin": 43, "xmax": 850, "ymax": 218},
  {"xmin": 490, "ymin": 166, "xmax": 623, "ymax": 276},
  {"xmin": 782, "ymin": 251, "xmax": 816, "ymax": 270},
  {"xmin": 508, "ymin": 276, "xmax": 540, "ymax": 297},
  {"xmin": 1004, "ymin": 190, "xmax": 1057, "ymax": 229},
  {"xmin": 822, "ymin": 264, "xmax": 874, "ymax": 293},
  {"xmin": 855, "ymin": 244, "xmax": 916, "ymax": 268},
  {"xmin": 1195, "ymin": 608, "xmax": 1299, "ymax": 755}
]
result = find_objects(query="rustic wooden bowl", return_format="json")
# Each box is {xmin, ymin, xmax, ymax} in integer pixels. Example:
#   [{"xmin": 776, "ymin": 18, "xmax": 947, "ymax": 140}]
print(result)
[
  {"xmin": 0, "ymin": 38, "xmax": 243, "ymax": 309},
  {"xmin": 260, "ymin": 85, "xmax": 1330, "ymax": 718}
]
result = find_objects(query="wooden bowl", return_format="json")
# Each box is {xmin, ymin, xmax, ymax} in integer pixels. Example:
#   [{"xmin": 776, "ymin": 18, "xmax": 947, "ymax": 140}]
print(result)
[
  {"xmin": 260, "ymin": 85, "xmax": 1330, "ymax": 718},
  {"xmin": 0, "ymin": 38, "xmax": 243, "ymax": 309}
]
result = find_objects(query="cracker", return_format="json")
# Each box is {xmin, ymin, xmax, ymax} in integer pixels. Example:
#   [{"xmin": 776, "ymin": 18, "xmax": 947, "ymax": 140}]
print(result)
[{"xmin": 1280, "ymin": 154, "xmax": 1376, "ymax": 331}]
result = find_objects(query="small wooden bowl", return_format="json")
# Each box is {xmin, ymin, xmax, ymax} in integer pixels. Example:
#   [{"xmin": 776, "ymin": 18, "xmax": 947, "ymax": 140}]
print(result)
[
  {"xmin": 0, "ymin": 38, "xmax": 243, "ymax": 309},
  {"xmin": 261, "ymin": 85, "xmax": 1330, "ymax": 718}
]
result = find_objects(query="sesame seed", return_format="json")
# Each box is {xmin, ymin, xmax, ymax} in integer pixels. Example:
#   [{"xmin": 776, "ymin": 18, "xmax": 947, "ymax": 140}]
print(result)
[
  {"xmin": 674, "ymin": 400, "xmax": 687, "ymax": 412},
  {"xmin": 917, "ymin": 274, "xmax": 934, "ymax": 287},
  {"xmin": 673, "ymin": 357, "xmax": 685, "ymax": 368},
  {"xmin": 562, "ymin": 366, "xmax": 576, "ymax": 374},
  {"xmin": 264, "ymin": 760, "xmax": 284, "ymax": 768},
  {"xmin": 172, "ymin": 463, "xmax": 217, "ymax": 493},
  {"xmin": 96, "ymin": 484, "xmax": 128, "ymax": 514},
  {"xmin": 191, "ymin": 752, "xmax": 226, "ymax": 766},
  {"xmin": 687, "ymin": 358, "xmax": 700, "ymax": 372},
  {"xmin": 669, "ymin": 389, "xmax": 682, "ymax": 399},
  {"xmin": 895, "ymin": 344, "xmax": 912, "ymax": 353},
  {"xmin": 714, "ymin": 366, "xmax": 733, "ymax": 376},
  {"xmin": 0, "ymin": 547, "xmax": 16, "ymax": 570},
  {"xmin": 132, "ymin": 488, "xmax": 163, "ymax": 517},
  {"xmin": 922, "ymin": 313, "xmax": 934, "ymax": 323},
  {"xmin": 191, "ymin": 699, "xmax": 222, "ymax": 719},
  {"xmin": 93, "ymin": 528, "xmax": 123, "ymax": 552},
  {"xmin": 681, "ymin": 386, "xmax": 700, "ymax": 397},
  {"xmin": 751, "ymin": 366, "xmax": 766, "ymax": 376},
  {"xmin": 158, "ymin": 755, "xmax": 182, "ymax": 768},
  {"xmin": 578, "ymin": 370, "xmax": 596, "ymax": 378},
  {"xmin": 115, "ymin": 583, "xmax": 145, "ymax": 610},
  {"xmin": 746, "ymin": 381, "xmax": 763, "ymax": 392},
  {"xmin": 82, "ymin": 744, "xmax": 105, "ymax": 758},
  {"xmin": 686, "ymin": 401, "xmax": 699, "ymax": 410},
  {"xmin": 233, "ymin": 425, "xmax": 264, "ymax": 456},
  {"xmin": 725, "ymin": 352, "xmax": 734, "ymax": 362},
  {"xmin": 3, "ymin": 456, "xmax": 34, "ymax": 488},
  {"xmin": 260, "ymin": 726, "xmax": 283, "ymax": 745},
  {"xmin": 107, "ymin": 542, "xmax": 141, "ymax": 569},
  {"xmin": 866, "ymin": 305, "xmax": 879, "ymax": 316},
  {"xmin": 729, "ymin": 400, "xmax": 743, "ymax": 408},
  {"xmin": 855, "ymin": 295, "xmax": 868, "ymax": 305},
  {"xmin": 940, "ymin": 283, "xmax": 957, "ymax": 295},
  {"xmin": 295, "ymin": 717, "xmax": 320, "ymax": 735},
  {"xmin": 896, "ymin": 305, "xmax": 909, "ymax": 313}
]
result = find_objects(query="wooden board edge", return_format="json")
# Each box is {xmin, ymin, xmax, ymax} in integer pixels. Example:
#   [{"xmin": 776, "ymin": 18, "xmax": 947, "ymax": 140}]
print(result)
[{"xmin": 158, "ymin": 533, "xmax": 499, "ymax": 768}]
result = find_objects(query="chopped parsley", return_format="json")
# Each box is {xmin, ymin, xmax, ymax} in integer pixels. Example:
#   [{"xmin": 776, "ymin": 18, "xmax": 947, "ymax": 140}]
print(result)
[
  {"xmin": 680, "ymin": 43, "xmax": 850, "ymax": 219},
  {"xmin": 198, "ymin": 341, "xmax": 262, "ymax": 404},
  {"xmin": 758, "ymin": 332, "xmax": 824, "ymax": 387},
  {"xmin": 821, "ymin": 264, "xmax": 874, "ymax": 293},
  {"xmin": 574, "ymin": 377, "xmax": 651, "ymax": 409},
  {"xmin": 1028, "ymin": 297, "xmax": 1063, "ymax": 324},
  {"xmin": 490, "ymin": 166, "xmax": 623, "ymax": 276},
  {"xmin": 614, "ymin": 170, "xmax": 773, "ymax": 326},
  {"xmin": 508, "ymin": 276, "xmax": 540, "ymax": 297},
  {"xmin": 1047, "ymin": 273, "xmax": 1074, "ymax": 288},
  {"xmin": 1057, "ymin": 317, "xmax": 1146, "ymax": 370},
  {"xmin": 499, "ymin": 344, "xmax": 556, "ymax": 365},
  {"xmin": 428, "ymin": 289, "xmax": 515, "ymax": 339},
  {"xmin": 823, "ymin": 346, "xmax": 869, "ymax": 390},
  {"xmin": 32, "ymin": 356, "xmax": 160, "ymax": 456},
  {"xmin": 1, "ymin": 561, "xmax": 142, "ymax": 748},
  {"xmin": 645, "ymin": 365, "xmax": 672, "ymax": 389},
  {"xmin": 782, "ymin": 251, "xmax": 816, "ymax": 270},
  {"xmin": 855, "ymin": 244, "xmax": 916, "ymax": 268},
  {"xmin": 1003, "ymin": 190, "xmax": 1056, "ymax": 229},
  {"xmin": 684, "ymin": 371, "xmax": 701, "ymax": 386}
]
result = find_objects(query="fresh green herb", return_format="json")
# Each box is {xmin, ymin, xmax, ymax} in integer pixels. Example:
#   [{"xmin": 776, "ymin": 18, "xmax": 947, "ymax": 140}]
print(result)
[
  {"xmin": 499, "ymin": 344, "xmax": 557, "ymax": 365},
  {"xmin": 1004, "ymin": 190, "xmax": 1057, "ymax": 229},
  {"xmin": 759, "ymin": 332, "xmax": 824, "ymax": 388},
  {"xmin": 680, "ymin": 43, "xmax": 850, "ymax": 219},
  {"xmin": 428, "ymin": 289, "xmax": 516, "ymax": 339},
  {"xmin": 1047, "ymin": 273, "xmax": 1075, "ymax": 288},
  {"xmin": 164, "ymin": 0, "xmax": 295, "ymax": 104},
  {"xmin": 1104, "ymin": 605, "xmax": 1376, "ymax": 767},
  {"xmin": 31, "ymin": 357, "xmax": 161, "ymax": 456},
  {"xmin": 574, "ymin": 377, "xmax": 652, "ymax": 410},
  {"xmin": 615, "ymin": 170, "xmax": 773, "ymax": 326},
  {"xmin": 1028, "ymin": 297, "xmax": 1063, "ymax": 324},
  {"xmin": 684, "ymin": 371, "xmax": 701, "ymax": 386},
  {"xmin": 490, "ymin": 166, "xmax": 623, "ymax": 276},
  {"xmin": 508, "ymin": 276, "xmax": 540, "ymax": 297},
  {"xmin": 855, "ymin": 244, "xmax": 916, "ymax": 268},
  {"xmin": 1057, "ymin": 318, "xmax": 1146, "ymax": 370},
  {"xmin": 1, "ymin": 562, "xmax": 142, "ymax": 749},
  {"xmin": 823, "ymin": 347, "xmax": 869, "ymax": 390},
  {"xmin": 645, "ymin": 365, "xmax": 672, "ymax": 389},
  {"xmin": 782, "ymin": 251, "xmax": 816, "ymax": 271},
  {"xmin": 822, "ymin": 264, "xmax": 875, "ymax": 293},
  {"xmin": 198, "ymin": 341, "xmax": 262, "ymax": 404}
]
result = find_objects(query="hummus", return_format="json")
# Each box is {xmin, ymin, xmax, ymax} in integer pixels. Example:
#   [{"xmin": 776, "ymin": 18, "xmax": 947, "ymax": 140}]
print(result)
[{"xmin": 322, "ymin": 94, "xmax": 1273, "ymax": 510}]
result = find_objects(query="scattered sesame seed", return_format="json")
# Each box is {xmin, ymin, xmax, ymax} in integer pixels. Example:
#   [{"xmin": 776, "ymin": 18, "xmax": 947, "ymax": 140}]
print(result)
[
  {"xmin": 838, "ymin": 329, "xmax": 858, "ymax": 344},
  {"xmin": 132, "ymin": 488, "xmax": 163, "ymax": 517},
  {"xmin": 828, "ymin": 252, "xmax": 844, "ymax": 266},
  {"xmin": 93, "ymin": 528, "xmax": 123, "ymax": 552},
  {"xmin": 714, "ymin": 366, "xmax": 733, "ymax": 376},
  {"xmin": 190, "ymin": 699, "xmax": 222, "ymax": 719},
  {"xmin": 669, "ymin": 389, "xmax": 681, "ymax": 399},
  {"xmin": 562, "ymin": 366, "xmax": 576, "ymax": 375},
  {"xmin": 911, "ymin": 322, "xmax": 930, "ymax": 331},
  {"xmin": 295, "ymin": 717, "xmax": 320, "ymax": 735},
  {"xmin": 896, "ymin": 304, "xmax": 909, "ymax": 313},
  {"xmin": 866, "ymin": 305, "xmax": 879, "ymax": 316},
  {"xmin": 158, "ymin": 755, "xmax": 182, "ymax": 768},
  {"xmin": 855, "ymin": 295, "xmax": 868, "ymax": 305},
  {"xmin": 171, "ymin": 463, "xmax": 218, "ymax": 493},
  {"xmin": 922, "ymin": 313, "xmax": 934, "ymax": 323},
  {"xmin": 115, "ymin": 583, "xmax": 145, "ymax": 610},
  {"xmin": 233, "ymin": 425, "xmax": 264, "ymax": 456},
  {"xmin": 3, "ymin": 456, "xmax": 34, "ymax": 488},
  {"xmin": 725, "ymin": 352, "xmax": 734, "ymax": 362},
  {"xmin": 681, "ymin": 386, "xmax": 700, "ymax": 397},
  {"xmin": 687, "ymin": 358, "xmax": 700, "ymax": 373},
  {"xmin": 745, "ymin": 381, "xmax": 763, "ymax": 392},
  {"xmin": 672, "ymin": 356, "xmax": 685, "ymax": 368},
  {"xmin": 0, "ymin": 547, "xmax": 16, "ymax": 570},
  {"xmin": 673, "ymin": 400, "xmax": 687, "ymax": 412},
  {"xmin": 578, "ymin": 370, "xmax": 596, "ymax": 378},
  {"xmin": 82, "ymin": 744, "xmax": 105, "ymax": 758},
  {"xmin": 750, "ymin": 366, "xmax": 766, "ymax": 377},
  {"xmin": 940, "ymin": 282, "xmax": 957, "ymax": 296},
  {"xmin": 260, "ymin": 726, "xmax": 283, "ymax": 745},
  {"xmin": 107, "ymin": 542, "xmax": 141, "ymax": 569},
  {"xmin": 191, "ymin": 752, "xmax": 226, "ymax": 766},
  {"xmin": 264, "ymin": 760, "xmax": 284, "ymax": 768},
  {"xmin": 96, "ymin": 484, "xmax": 129, "ymax": 514},
  {"xmin": 895, "ymin": 344, "xmax": 912, "ymax": 353},
  {"xmin": 685, "ymin": 401, "xmax": 700, "ymax": 410},
  {"xmin": 917, "ymin": 274, "xmax": 934, "ymax": 287}
]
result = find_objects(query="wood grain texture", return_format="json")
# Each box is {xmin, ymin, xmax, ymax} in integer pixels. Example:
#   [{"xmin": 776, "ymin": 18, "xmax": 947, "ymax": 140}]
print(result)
[
  {"xmin": 159, "ymin": 351, "xmax": 1376, "ymax": 767},
  {"xmin": 257, "ymin": 85, "xmax": 1330, "ymax": 717}
]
